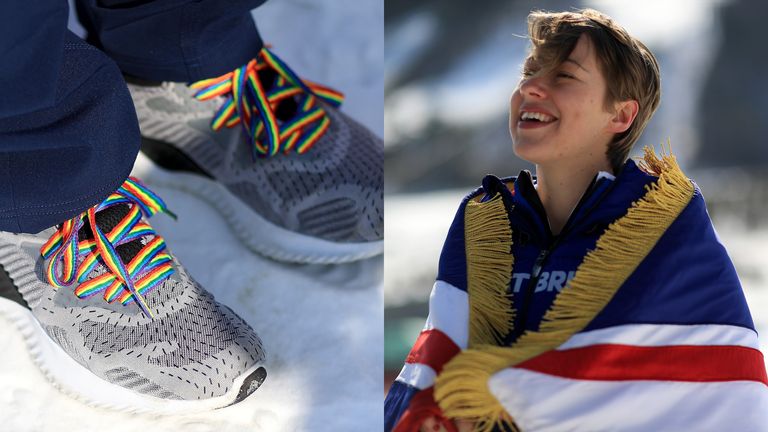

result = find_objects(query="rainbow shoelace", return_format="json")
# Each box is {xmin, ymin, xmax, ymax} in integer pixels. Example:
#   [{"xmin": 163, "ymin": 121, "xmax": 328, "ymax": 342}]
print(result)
[
  {"xmin": 40, "ymin": 177, "xmax": 176, "ymax": 319},
  {"xmin": 190, "ymin": 48, "xmax": 344, "ymax": 159}
]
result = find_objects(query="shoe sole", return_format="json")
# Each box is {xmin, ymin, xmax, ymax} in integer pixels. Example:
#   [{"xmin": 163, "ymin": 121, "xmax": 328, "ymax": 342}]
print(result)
[
  {"xmin": 0, "ymin": 298, "xmax": 267, "ymax": 414},
  {"xmin": 131, "ymin": 151, "xmax": 383, "ymax": 264}
]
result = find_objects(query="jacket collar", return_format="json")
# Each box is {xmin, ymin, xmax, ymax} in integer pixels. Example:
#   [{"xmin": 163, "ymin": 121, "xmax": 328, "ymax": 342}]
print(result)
[
  {"xmin": 512, "ymin": 168, "xmax": 614, "ymax": 244},
  {"xmin": 481, "ymin": 158, "xmax": 655, "ymax": 246}
]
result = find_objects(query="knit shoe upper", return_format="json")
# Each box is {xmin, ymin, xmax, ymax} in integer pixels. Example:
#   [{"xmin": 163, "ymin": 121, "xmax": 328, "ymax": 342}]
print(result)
[
  {"xmin": 0, "ymin": 178, "xmax": 266, "ymax": 408},
  {"xmin": 127, "ymin": 49, "xmax": 383, "ymax": 250}
]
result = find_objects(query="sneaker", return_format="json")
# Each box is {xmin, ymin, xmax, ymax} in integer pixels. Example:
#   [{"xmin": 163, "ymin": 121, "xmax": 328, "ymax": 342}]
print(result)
[
  {"xmin": 127, "ymin": 48, "xmax": 383, "ymax": 264},
  {"xmin": 0, "ymin": 177, "xmax": 266, "ymax": 413}
]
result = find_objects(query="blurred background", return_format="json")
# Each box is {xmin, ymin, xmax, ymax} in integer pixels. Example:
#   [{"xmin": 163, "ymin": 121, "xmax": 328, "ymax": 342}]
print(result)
[{"xmin": 384, "ymin": 0, "xmax": 768, "ymax": 390}]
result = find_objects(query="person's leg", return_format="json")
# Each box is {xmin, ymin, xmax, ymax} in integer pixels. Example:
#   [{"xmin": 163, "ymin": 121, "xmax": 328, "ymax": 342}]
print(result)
[
  {"xmin": 75, "ymin": 0, "xmax": 267, "ymax": 82},
  {"xmin": 0, "ymin": 1, "xmax": 65, "ymax": 118},
  {"xmin": 0, "ymin": 0, "xmax": 139, "ymax": 233}
]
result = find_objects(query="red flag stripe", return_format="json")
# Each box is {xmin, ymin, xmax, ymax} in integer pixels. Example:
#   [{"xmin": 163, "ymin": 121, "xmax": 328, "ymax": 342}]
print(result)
[
  {"xmin": 518, "ymin": 344, "xmax": 768, "ymax": 385},
  {"xmin": 406, "ymin": 329, "xmax": 461, "ymax": 374},
  {"xmin": 393, "ymin": 387, "xmax": 458, "ymax": 432}
]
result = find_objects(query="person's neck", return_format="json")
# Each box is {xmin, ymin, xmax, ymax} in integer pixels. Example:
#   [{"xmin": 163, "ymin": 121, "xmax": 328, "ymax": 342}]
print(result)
[{"xmin": 534, "ymin": 157, "xmax": 613, "ymax": 236}]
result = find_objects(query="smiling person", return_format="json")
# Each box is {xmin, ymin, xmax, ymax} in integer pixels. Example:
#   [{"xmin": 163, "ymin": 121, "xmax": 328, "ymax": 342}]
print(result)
[{"xmin": 385, "ymin": 8, "xmax": 768, "ymax": 432}]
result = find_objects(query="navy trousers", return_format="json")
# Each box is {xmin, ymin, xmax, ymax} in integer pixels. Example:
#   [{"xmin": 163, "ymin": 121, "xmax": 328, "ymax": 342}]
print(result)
[{"xmin": 0, "ymin": 0, "xmax": 266, "ymax": 233}]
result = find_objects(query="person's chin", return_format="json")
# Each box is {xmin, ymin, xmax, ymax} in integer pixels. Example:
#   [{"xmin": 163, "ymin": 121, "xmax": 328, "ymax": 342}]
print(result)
[{"xmin": 513, "ymin": 140, "xmax": 549, "ymax": 163}]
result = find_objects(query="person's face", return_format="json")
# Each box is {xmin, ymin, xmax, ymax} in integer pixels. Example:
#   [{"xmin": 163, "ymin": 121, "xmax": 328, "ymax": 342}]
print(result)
[{"xmin": 509, "ymin": 34, "xmax": 618, "ymax": 168}]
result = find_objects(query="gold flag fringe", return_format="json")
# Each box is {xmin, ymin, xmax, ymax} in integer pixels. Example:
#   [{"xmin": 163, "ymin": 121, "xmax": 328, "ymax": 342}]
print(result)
[
  {"xmin": 464, "ymin": 194, "xmax": 515, "ymax": 347},
  {"xmin": 435, "ymin": 145, "xmax": 695, "ymax": 432}
]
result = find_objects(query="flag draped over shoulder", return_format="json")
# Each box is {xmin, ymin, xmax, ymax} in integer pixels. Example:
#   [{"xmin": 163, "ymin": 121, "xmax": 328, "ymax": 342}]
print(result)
[{"xmin": 385, "ymin": 148, "xmax": 768, "ymax": 432}]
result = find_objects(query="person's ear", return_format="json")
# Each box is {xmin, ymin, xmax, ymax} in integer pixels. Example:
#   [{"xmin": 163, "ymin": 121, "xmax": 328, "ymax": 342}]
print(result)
[{"xmin": 608, "ymin": 99, "xmax": 639, "ymax": 134}]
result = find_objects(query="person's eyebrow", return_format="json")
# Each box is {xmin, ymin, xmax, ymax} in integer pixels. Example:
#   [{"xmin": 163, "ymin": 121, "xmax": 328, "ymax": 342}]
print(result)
[{"xmin": 564, "ymin": 58, "xmax": 589, "ymax": 73}]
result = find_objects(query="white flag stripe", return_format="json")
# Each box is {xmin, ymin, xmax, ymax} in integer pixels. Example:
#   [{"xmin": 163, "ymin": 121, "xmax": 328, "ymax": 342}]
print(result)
[
  {"xmin": 559, "ymin": 323, "xmax": 760, "ymax": 351},
  {"xmin": 423, "ymin": 280, "xmax": 469, "ymax": 349},
  {"xmin": 395, "ymin": 362, "xmax": 437, "ymax": 390},
  {"xmin": 489, "ymin": 368, "xmax": 768, "ymax": 432}
]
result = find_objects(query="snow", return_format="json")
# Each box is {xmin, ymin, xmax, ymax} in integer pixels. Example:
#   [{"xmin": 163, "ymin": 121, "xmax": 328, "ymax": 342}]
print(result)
[{"xmin": 1, "ymin": 0, "xmax": 383, "ymax": 431}]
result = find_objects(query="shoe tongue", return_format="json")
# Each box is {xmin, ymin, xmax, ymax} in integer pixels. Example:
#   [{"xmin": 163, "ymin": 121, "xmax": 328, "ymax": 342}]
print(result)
[
  {"xmin": 257, "ymin": 68, "xmax": 277, "ymax": 90},
  {"xmin": 275, "ymin": 97, "xmax": 298, "ymax": 122},
  {"xmin": 256, "ymin": 67, "xmax": 298, "ymax": 122},
  {"xmin": 78, "ymin": 204, "xmax": 145, "ymax": 264}
]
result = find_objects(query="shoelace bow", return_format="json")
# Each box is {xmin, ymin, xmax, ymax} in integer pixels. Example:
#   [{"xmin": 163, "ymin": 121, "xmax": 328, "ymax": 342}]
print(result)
[
  {"xmin": 190, "ymin": 47, "xmax": 344, "ymax": 159},
  {"xmin": 40, "ymin": 177, "xmax": 176, "ymax": 319}
]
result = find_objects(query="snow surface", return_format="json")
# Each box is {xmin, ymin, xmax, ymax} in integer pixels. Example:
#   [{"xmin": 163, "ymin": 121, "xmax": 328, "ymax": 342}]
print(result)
[{"xmin": 1, "ymin": 1, "xmax": 383, "ymax": 431}]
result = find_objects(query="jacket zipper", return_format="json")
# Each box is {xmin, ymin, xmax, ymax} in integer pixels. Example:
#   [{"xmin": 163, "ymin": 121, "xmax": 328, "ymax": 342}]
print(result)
[
  {"xmin": 515, "ymin": 238, "xmax": 560, "ymax": 339},
  {"xmin": 511, "ymin": 178, "xmax": 616, "ymax": 341}
]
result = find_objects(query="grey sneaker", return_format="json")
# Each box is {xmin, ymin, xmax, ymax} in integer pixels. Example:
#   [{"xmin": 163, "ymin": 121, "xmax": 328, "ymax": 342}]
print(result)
[
  {"xmin": 127, "ymin": 48, "xmax": 383, "ymax": 264},
  {"xmin": 0, "ymin": 178, "xmax": 266, "ymax": 413}
]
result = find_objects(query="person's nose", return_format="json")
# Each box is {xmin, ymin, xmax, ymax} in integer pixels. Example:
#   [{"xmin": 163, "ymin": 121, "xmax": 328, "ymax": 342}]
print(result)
[{"xmin": 519, "ymin": 75, "xmax": 548, "ymax": 99}]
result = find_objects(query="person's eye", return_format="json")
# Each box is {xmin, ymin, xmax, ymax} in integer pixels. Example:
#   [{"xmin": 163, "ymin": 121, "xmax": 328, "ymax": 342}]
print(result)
[{"xmin": 556, "ymin": 72, "xmax": 575, "ymax": 79}]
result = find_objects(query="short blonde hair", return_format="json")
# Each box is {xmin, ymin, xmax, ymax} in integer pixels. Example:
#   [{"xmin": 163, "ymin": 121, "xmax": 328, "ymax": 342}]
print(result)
[{"xmin": 525, "ymin": 9, "xmax": 661, "ymax": 173}]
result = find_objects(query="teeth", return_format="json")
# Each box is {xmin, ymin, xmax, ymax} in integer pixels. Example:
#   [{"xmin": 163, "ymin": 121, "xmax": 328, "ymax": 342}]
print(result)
[{"xmin": 520, "ymin": 111, "xmax": 554, "ymax": 122}]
